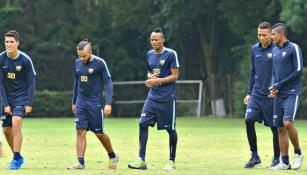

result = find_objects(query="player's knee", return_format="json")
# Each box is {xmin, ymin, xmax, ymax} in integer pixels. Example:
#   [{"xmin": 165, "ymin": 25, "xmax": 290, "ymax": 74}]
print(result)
[
  {"xmin": 3, "ymin": 127, "xmax": 12, "ymax": 135},
  {"xmin": 270, "ymin": 126, "xmax": 278, "ymax": 133},
  {"xmin": 139, "ymin": 123, "xmax": 148, "ymax": 130},
  {"xmin": 167, "ymin": 129, "xmax": 177, "ymax": 135},
  {"xmin": 95, "ymin": 132, "xmax": 105, "ymax": 137},
  {"xmin": 77, "ymin": 129, "xmax": 86, "ymax": 137},
  {"xmin": 245, "ymin": 119, "xmax": 255, "ymax": 127},
  {"xmin": 277, "ymin": 127, "xmax": 287, "ymax": 135},
  {"xmin": 283, "ymin": 120, "xmax": 293, "ymax": 128}
]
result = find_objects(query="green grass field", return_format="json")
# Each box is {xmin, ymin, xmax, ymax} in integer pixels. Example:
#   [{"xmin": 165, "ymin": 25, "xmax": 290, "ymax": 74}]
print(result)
[{"xmin": 0, "ymin": 117, "xmax": 306, "ymax": 175}]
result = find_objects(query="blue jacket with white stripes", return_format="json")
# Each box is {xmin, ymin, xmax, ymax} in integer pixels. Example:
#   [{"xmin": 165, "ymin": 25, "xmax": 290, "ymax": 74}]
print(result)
[
  {"xmin": 271, "ymin": 41, "xmax": 303, "ymax": 96},
  {"xmin": 72, "ymin": 55, "xmax": 113, "ymax": 107},
  {"xmin": 146, "ymin": 47, "xmax": 180, "ymax": 101},
  {"xmin": 0, "ymin": 51, "xmax": 36, "ymax": 107}
]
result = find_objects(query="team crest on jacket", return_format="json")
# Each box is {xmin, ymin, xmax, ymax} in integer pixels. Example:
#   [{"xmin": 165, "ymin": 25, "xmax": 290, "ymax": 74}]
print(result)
[
  {"xmin": 16, "ymin": 66, "xmax": 22, "ymax": 71},
  {"xmin": 267, "ymin": 53, "xmax": 272, "ymax": 59},
  {"xmin": 88, "ymin": 68, "xmax": 94, "ymax": 74},
  {"xmin": 160, "ymin": 60, "xmax": 165, "ymax": 65},
  {"xmin": 153, "ymin": 68, "xmax": 160, "ymax": 76},
  {"xmin": 282, "ymin": 52, "xmax": 287, "ymax": 58}
]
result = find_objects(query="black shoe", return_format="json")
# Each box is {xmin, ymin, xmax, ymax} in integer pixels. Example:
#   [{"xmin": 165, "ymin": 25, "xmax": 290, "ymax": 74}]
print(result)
[{"xmin": 244, "ymin": 156, "xmax": 261, "ymax": 168}]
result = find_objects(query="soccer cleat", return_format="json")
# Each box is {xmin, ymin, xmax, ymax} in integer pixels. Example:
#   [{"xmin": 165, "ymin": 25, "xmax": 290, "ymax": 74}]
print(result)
[
  {"xmin": 8, "ymin": 157, "xmax": 25, "ymax": 170},
  {"xmin": 244, "ymin": 156, "xmax": 261, "ymax": 168},
  {"xmin": 128, "ymin": 157, "xmax": 147, "ymax": 170},
  {"xmin": 291, "ymin": 154, "xmax": 303, "ymax": 170},
  {"xmin": 108, "ymin": 154, "xmax": 119, "ymax": 170},
  {"xmin": 269, "ymin": 162, "xmax": 291, "ymax": 170},
  {"xmin": 67, "ymin": 163, "xmax": 85, "ymax": 170},
  {"xmin": 163, "ymin": 160, "xmax": 176, "ymax": 170},
  {"xmin": 270, "ymin": 157, "xmax": 280, "ymax": 168}
]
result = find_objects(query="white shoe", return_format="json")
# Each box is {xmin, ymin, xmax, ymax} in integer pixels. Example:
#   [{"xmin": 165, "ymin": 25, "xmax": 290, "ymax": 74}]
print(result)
[
  {"xmin": 163, "ymin": 160, "xmax": 176, "ymax": 171},
  {"xmin": 292, "ymin": 154, "xmax": 303, "ymax": 170},
  {"xmin": 269, "ymin": 162, "xmax": 291, "ymax": 170}
]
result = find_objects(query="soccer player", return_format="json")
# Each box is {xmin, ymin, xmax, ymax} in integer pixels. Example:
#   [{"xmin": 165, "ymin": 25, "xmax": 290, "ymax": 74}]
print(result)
[
  {"xmin": 128, "ymin": 28, "xmax": 179, "ymax": 171},
  {"xmin": 0, "ymin": 30, "xmax": 36, "ymax": 170},
  {"xmin": 243, "ymin": 22, "xmax": 280, "ymax": 168},
  {"xmin": 269, "ymin": 23, "xmax": 303, "ymax": 170},
  {"xmin": 68, "ymin": 39, "xmax": 118, "ymax": 170}
]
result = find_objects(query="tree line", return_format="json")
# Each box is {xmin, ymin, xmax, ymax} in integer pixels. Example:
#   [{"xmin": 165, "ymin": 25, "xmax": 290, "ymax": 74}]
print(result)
[{"xmin": 0, "ymin": 0, "xmax": 306, "ymax": 116}]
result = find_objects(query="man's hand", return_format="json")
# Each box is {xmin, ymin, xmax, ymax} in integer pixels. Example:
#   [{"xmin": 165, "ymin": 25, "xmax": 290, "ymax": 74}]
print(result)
[
  {"xmin": 72, "ymin": 104, "xmax": 76, "ymax": 114},
  {"xmin": 243, "ymin": 95, "xmax": 250, "ymax": 105},
  {"xmin": 25, "ymin": 106, "xmax": 32, "ymax": 115},
  {"xmin": 104, "ymin": 105, "xmax": 112, "ymax": 117},
  {"xmin": 4, "ymin": 106, "xmax": 12, "ymax": 116},
  {"xmin": 147, "ymin": 73, "xmax": 158, "ymax": 79},
  {"xmin": 145, "ymin": 78, "xmax": 161, "ymax": 87}
]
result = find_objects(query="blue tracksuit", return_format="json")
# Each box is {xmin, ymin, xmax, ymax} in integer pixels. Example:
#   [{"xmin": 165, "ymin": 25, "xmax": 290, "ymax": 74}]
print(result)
[
  {"xmin": 72, "ymin": 55, "xmax": 112, "ymax": 133},
  {"xmin": 271, "ymin": 41, "xmax": 303, "ymax": 126},
  {"xmin": 140, "ymin": 47, "xmax": 179, "ymax": 130},
  {"xmin": 0, "ymin": 51, "xmax": 36, "ymax": 126},
  {"xmin": 245, "ymin": 42, "xmax": 274, "ymax": 126}
]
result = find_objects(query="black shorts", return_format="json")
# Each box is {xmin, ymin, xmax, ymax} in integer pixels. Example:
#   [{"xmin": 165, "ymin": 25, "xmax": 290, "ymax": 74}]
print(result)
[
  {"xmin": 75, "ymin": 105, "xmax": 104, "ymax": 133},
  {"xmin": 139, "ymin": 99, "xmax": 176, "ymax": 130},
  {"xmin": 245, "ymin": 96, "xmax": 274, "ymax": 127}
]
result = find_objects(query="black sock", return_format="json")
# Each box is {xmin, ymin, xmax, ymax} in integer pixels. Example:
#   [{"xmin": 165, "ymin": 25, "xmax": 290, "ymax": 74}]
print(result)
[
  {"xmin": 108, "ymin": 151, "xmax": 116, "ymax": 159},
  {"xmin": 139, "ymin": 124, "xmax": 148, "ymax": 161},
  {"xmin": 245, "ymin": 120, "xmax": 258, "ymax": 157},
  {"xmin": 167, "ymin": 130, "xmax": 178, "ymax": 162},
  {"xmin": 294, "ymin": 148, "xmax": 302, "ymax": 155},
  {"xmin": 13, "ymin": 152, "xmax": 21, "ymax": 160},
  {"xmin": 271, "ymin": 127, "xmax": 280, "ymax": 158},
  {"xmin": 78, "ymin": 157, "xmax": 85, "ymax": 166},
  {"xmin": 282, "ymin": 155, "xmax": 289, "ymax": 165}
]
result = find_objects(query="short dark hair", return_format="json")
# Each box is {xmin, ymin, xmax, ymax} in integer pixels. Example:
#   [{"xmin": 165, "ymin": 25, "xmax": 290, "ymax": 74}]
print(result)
[
  {"xmin": 76, "ymin": 39, "xmax": 91, "ymax": 50},
  {"xmin": 5, "ymin": 30, "xmax": 20, "ymax": 41},
  {"xmin": 152, "ymin": 27, "xmax": 164, "ymax": 38},
  {"xmin": 272, "ymin": 23, "xmax": 288, "ymax": 37},
  {"xmin": 153, "ymin": 27, "xmax": 163, "ymax": 33},
  {"xmin": 258, "ymin": 21, "xmax": 271, "ymax": 30}
]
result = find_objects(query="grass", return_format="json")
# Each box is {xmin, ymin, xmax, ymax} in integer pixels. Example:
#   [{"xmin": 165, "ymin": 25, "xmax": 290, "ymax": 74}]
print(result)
[{"xmin": 0, "ymin": 117, "xmax": 306, "ymax": 174}]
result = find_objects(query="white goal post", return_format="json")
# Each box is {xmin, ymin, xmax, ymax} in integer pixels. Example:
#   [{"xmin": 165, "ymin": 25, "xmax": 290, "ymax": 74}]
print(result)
[{"xmin": 113, "ymin": 80, "xmax": 203, "ymax": 117}]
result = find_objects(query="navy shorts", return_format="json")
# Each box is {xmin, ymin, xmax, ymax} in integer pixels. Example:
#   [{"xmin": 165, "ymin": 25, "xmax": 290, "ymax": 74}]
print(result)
[
  {"xmin": 75, "ymin": 105, "xmax": 104, "ymax": 133},
  {"xmin": 273, "ymin": 95, "xmax": 300, "ymax": 127},
  {"xmin": 140, "ymin": 99, "xmax": 176, "ymax": 130},
  {"xmin": 1, "ymin": 104, "xmax": 25, "ymax": 127},
  {"xmin": 245, "ymin": 96, "xmax": 274, "ymax": 127}
]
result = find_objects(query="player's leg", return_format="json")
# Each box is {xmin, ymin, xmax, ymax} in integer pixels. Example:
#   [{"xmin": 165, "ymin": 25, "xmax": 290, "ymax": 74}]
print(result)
[
  {"xmin": 2, "ymin": 107, "xmax": 14, "ymax": 152},
  {"xmin": 244, "ymin": 97, "xmax": 262, "ymax": 168},
  {"xmin": 7, "ymin": 105, "xmax": 26, "ymax": 170},
  {"xmin": 76, "ymin": 129, "xmax": 87, "ymax": 165},
  {"xmin": 68, "ymin": 107, "xmax": 88, "ymax": 170},
  {"xmin": 89, "ymin": 106, "xmax": 118, "ymax": 170},
  {"xmin": 128, "ymin": 99, "xmax": 155, "ymax": 170},
  {"xmin": 270, "ymin": 127, "xmax": 280, "ymax": 167},
  {"xmin": 245, "ymin": 116, "xmax": 258, "ymax": 157},
  {"xmin": 155, "ymin": 100, "xmax": 177, "ymax": 170},
  {"xmin": 3, "ymin": 126, "xmax": 13, "ymax": 152},
  {"xmin": 165, "ymin": 129, "xmax": 177, "ymax": 170},
  {"xmin": 283, "ymin": 95, "xmax": 303, "ymax": 170},
  {"xmin": 261, "ymin": 97, "xmax": 280, "ymax": 167},
  {"xmin": 12, "ymin": 117, "xmax": 22, "ymax": 158},
  {"xmin": 272, "ymin": 127, "xmax": 290, "ymax": 170},
  {"xmin": 95, "ymin": 133, "xmax": 118, "ymax": 170},
  {"xmin": 270, "ymin": 96, "xmax": 290, "ymax": 170}
]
